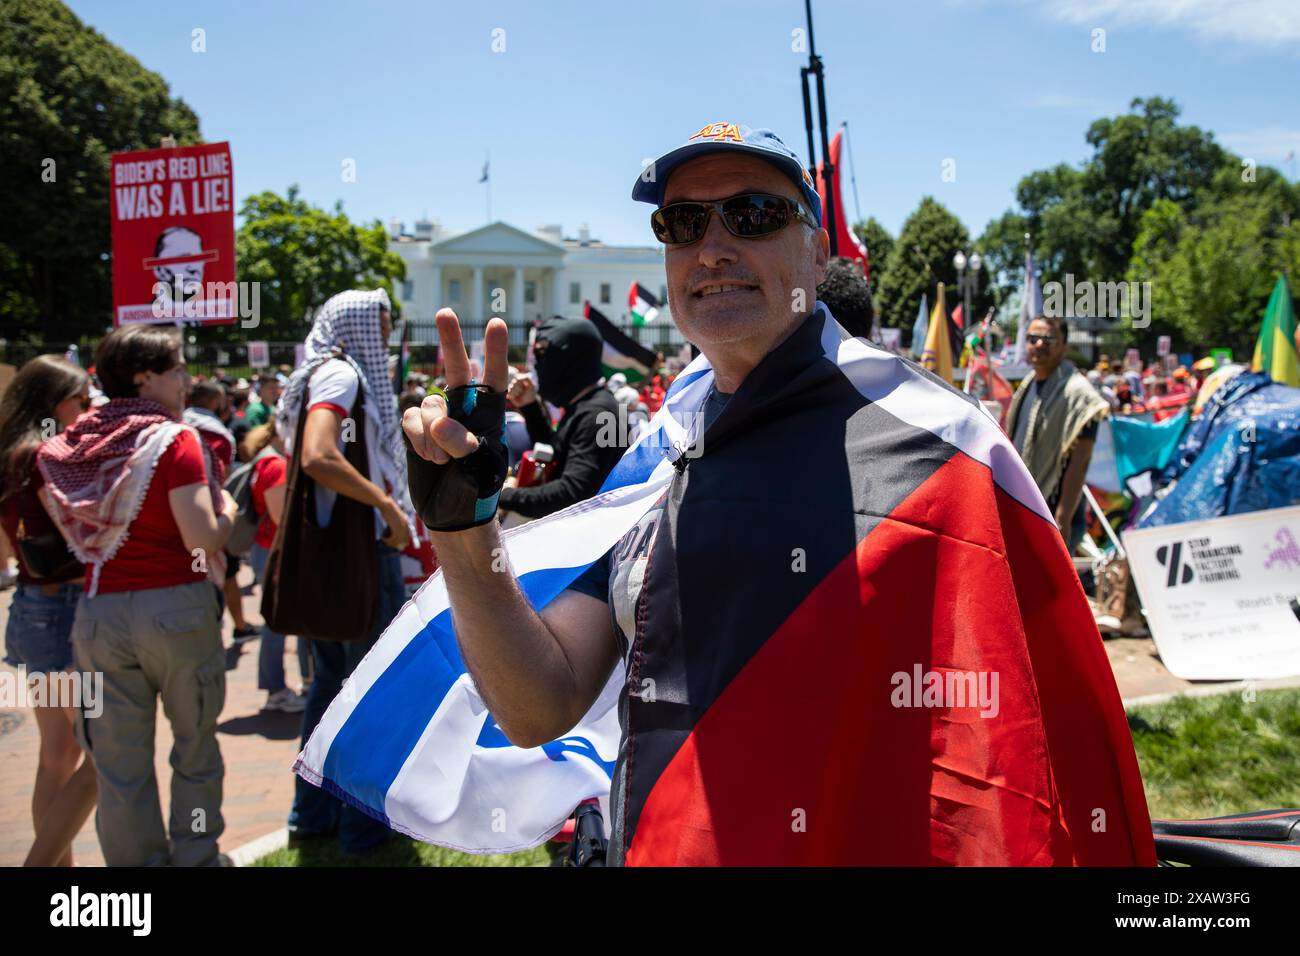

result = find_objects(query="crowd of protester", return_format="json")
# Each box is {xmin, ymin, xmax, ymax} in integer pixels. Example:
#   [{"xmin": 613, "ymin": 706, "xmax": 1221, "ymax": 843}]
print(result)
[
  {"xmin": 1079, "ymin": 350, "xmax": 1218, "ymax": 422},
  {"xmin": 5, "ymin": 259, "xmax": 1232, "ymax": 865},
  {"xmin": 0, "ymin": 286, "xmax": 690, "ymax": 866}
]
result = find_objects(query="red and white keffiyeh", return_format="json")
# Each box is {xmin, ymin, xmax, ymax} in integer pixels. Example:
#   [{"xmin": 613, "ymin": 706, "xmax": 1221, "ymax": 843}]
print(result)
[{"xmin": 37, "ymin": 398, "xmax": 223, "ymax": 596}]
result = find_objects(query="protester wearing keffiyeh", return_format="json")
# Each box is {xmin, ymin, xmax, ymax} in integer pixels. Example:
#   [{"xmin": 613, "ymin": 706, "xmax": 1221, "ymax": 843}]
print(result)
[
  {"xmin": 276, "ymin": 288, "xmax": 411, "ymax": 519},
  {"xmin": 37, "ymin": 398, "xmax": 223, "ymax": 596}
]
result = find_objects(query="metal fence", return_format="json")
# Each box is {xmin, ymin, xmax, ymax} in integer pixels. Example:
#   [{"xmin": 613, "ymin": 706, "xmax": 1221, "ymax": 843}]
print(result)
[
  {"xmin": 1, "ymin": 318, "xmax": 685, "ymax": 383},
  {"xmin": 402, "ymin": 318, "xmax": 689, "ymax": 354}
]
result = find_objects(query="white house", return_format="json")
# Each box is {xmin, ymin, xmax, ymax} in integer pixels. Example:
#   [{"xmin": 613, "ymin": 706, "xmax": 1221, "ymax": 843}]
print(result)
[{"xmin": 388, "ymin": 218, "xmax": 679, "ymax": 347}]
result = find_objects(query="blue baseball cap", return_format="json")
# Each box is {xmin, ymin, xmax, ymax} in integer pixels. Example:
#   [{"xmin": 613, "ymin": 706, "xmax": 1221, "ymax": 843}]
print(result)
[{"xmin": 632, "ymin": 122, "xmax": 823, "ymax": 227}]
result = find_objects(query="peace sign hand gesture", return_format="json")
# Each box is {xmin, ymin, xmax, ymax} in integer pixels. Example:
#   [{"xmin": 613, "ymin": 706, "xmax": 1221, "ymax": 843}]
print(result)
[{"xmin": 402, "ymin": 309, "xmax": 511, "ymax": 531}]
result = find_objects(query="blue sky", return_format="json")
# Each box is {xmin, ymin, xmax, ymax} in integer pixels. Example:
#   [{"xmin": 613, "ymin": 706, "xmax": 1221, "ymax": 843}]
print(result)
[{"xmin": 68, "ymin": 0, "xmax": 1299, "ymax": 247}]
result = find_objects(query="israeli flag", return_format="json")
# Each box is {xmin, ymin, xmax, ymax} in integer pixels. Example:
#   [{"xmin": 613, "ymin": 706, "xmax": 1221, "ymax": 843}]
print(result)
[{"xmin": 294, "ymin": 357, "xmax": 715, "ymax": 853}]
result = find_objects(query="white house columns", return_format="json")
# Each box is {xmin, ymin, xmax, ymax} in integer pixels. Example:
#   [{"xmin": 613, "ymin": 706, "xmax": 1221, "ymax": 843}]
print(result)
[
  {"xmin": 391, "ymin": 221, "xmax": 672, "ymax": 345},
  {"xmin": 472, "ymin": 265, "xmax": 484, "ymax": 321},
  {"xmin": 551, "ymin": 267, "xmax": 564, "ymax": 316}
]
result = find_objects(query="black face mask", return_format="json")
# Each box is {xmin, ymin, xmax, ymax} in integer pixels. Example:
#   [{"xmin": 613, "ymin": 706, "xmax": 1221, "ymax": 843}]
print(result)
[{"xmin": 532, "ymin": 317, "xmax": 603, "ymax": 407}]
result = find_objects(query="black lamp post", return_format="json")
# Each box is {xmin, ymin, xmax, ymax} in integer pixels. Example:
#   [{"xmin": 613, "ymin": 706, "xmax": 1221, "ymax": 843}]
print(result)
[{"xmin": 953, "ymin": 249, "xmax": 982, "ymax": 332}]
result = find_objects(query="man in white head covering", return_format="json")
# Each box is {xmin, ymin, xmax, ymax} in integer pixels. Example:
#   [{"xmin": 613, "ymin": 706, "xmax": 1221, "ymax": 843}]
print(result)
[{"xmin": 277, "ymin": 288, "xmax": 414, "ymax": 853}]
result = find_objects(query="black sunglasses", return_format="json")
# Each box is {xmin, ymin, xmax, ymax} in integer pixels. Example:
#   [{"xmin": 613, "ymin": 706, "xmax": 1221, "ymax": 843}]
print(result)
[
  {"xmin": 1026, "ymin": 334, "xmax": 1058, "ymax": 345},
  {"xmin": 651, "ymin": 193, "xmax": 818, "ymax": 245}
]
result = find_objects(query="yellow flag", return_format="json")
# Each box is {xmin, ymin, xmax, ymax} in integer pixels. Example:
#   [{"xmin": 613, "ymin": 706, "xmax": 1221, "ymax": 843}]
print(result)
[{"xmin": 921, "ymin": 282, "xmax": 954, "ymax": 383}]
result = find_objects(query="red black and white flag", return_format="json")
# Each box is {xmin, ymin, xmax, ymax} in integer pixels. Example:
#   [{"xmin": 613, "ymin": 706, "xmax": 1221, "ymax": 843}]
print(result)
[{"xmin": 608, "ymin": 309, "xmax": 1155, "ymax": 866}]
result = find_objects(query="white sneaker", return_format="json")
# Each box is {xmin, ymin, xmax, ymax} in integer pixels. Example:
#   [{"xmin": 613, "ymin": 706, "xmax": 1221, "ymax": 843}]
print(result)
[{"xmin": 263, "ymin": 688, "xmax": 306, "ymax": 714}]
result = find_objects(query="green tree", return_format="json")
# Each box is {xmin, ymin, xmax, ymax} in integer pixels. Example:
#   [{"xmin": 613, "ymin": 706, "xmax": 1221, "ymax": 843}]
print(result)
[
  {"xmin": 979, "ymin": 166, "xmax": 1097, "ymax": 306},
  {"xmin": 1126, "ymin": 167, "xmax": 1300, "ymax": 355},
  {"xmin": 852, "ymin": 217, "xmax": 894, "ymax": 293},
  {"xmin": 875, "ymin": 197, "xmax": 990, "ymax": 338},
  {"xmin": 0, "ymin": 0, "xmax": 202, "ymax": 342},
  {"xmin": 234, "ymin": 186, "xmax": 406, "ymax": 342},
  {"xmin": 979, "ymin": 98, "xmax": 1232, "ymax": 306},
  {"xmin": 978, "ymin": 210, "xmax": 1031, "ymax": 307},
  {"xmin": 1082, "ymin": 97, "xmax": 1228, "ymax": 279}
]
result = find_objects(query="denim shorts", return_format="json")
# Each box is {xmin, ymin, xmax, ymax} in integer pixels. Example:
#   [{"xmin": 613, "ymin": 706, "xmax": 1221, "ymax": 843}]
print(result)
[{"xmin": 3, "ymin": 582, "xmax": 82, "ymax": 677}]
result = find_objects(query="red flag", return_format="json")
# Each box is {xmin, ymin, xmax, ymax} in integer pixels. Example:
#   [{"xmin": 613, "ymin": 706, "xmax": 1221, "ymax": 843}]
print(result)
[
  {"xmin": 967, "ymin": 355, "xmax": 1014, "ymax": 428},
  {"xmin": 951, "ymin": 303, "xmax": 964, "ymax": 332},
  {"xmin": 815, "ymin": 130, "xmax": 869, "ymax": 279}
]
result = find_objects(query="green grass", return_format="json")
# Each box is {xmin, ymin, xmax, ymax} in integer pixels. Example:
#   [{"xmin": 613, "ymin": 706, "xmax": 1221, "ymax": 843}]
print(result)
[
  {"xmin": 252, "ymin": 834, "xmax": 562, "ymax": 868},
  {"xmin": 252, "ymin": 688, "xmax": 1300, "ymax": 865},
  {"xmin": 1128, "ymin": 688, "xmax": 1300, "ymax": 820}
]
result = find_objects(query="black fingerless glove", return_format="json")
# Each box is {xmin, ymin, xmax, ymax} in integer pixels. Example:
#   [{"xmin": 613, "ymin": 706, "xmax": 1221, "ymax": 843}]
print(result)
[{"xmin": 406, "ymin": 384, "xmax": 509, "ymax": 532}]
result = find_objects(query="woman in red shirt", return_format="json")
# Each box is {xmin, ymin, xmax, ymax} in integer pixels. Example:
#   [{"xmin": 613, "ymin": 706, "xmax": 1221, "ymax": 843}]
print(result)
[
  {"xmin": 38, "ymin": 325, "xmax": 239, "ymax": 867},
  {"xmin": 241, "ymin": 422, "xmax": 307, "ymax": 713},
  {"xmin": 0, "ymin": 354, "xmax": 94, "ymax": 866}
]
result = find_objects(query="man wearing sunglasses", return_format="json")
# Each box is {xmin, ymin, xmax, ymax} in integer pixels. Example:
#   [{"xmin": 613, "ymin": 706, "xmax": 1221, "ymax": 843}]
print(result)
[
  {"xmin": 401, "ymin": 124, "xmax": 1153, "ymax": 866},
  {"xmin": 642, "ymin": 132, "xmax": 828, "ymax": 395},
  {"xmin": 1007, "ymin": 315, "xmax": 1109, "ymax": 549}
]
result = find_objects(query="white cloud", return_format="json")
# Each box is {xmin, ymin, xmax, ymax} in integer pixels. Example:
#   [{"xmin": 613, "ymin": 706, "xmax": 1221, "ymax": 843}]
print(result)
[
  {"xmin": 1034, "ymin": 0, "xmax": 1300, "ymax": 47},
  {"xmin": 1219, "ymin": 127, "xmax": 1300, "ymax": 162}
]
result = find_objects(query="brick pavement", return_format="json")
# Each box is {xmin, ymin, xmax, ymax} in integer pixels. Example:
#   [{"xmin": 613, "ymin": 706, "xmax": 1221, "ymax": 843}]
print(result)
[{"xmin": 0, "ymin": 565, "xmax": 305, "ymax": 866}]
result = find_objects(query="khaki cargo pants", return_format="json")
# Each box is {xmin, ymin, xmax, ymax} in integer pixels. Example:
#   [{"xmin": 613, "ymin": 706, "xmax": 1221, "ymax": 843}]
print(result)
[{"xmin": 72, "ymin": 580, "xmax": 226, "ymax": 866}]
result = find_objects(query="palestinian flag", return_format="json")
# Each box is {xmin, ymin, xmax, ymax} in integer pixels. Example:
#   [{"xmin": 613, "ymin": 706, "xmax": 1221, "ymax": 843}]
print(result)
[
  {"xmin": 628, "ymin": 281, "xmax": 661, "ymax": 326},
  {"xmin": 585, "ymin": 302, "xmax": 657, "ymax": 383},
  {"xmin": 1250, "ymin": 275, "xmax": 1300, "ymax": 388}
]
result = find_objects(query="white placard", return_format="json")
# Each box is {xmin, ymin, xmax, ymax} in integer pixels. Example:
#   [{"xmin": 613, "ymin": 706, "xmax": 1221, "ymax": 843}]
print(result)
[
  {"xmin": 1156, "ymin": 335, "xmax": 1171, "ymax": 357},
  {"xmin": 247, "ymin": 340, "xmax": 269, "ymax": 369},
  {"xmin": 879, "ymin": 328, "xmax": 902, "ymax": 353},
  {"xmin": 1123, "ymin": 506, "xmax": 1300, "ymax": 680}
]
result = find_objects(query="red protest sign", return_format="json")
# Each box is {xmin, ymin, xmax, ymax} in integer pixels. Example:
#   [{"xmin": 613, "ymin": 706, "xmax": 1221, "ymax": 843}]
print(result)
[{"xmin": 110, "ymin": 142, "xmax": 236, "ymax": 327}]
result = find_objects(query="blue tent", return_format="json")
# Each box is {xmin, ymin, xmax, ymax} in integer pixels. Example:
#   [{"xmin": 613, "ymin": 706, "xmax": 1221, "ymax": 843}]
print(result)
[{"xmin": 1137, "ymin": 371, "xmax": 1300, "ymax": 528}]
